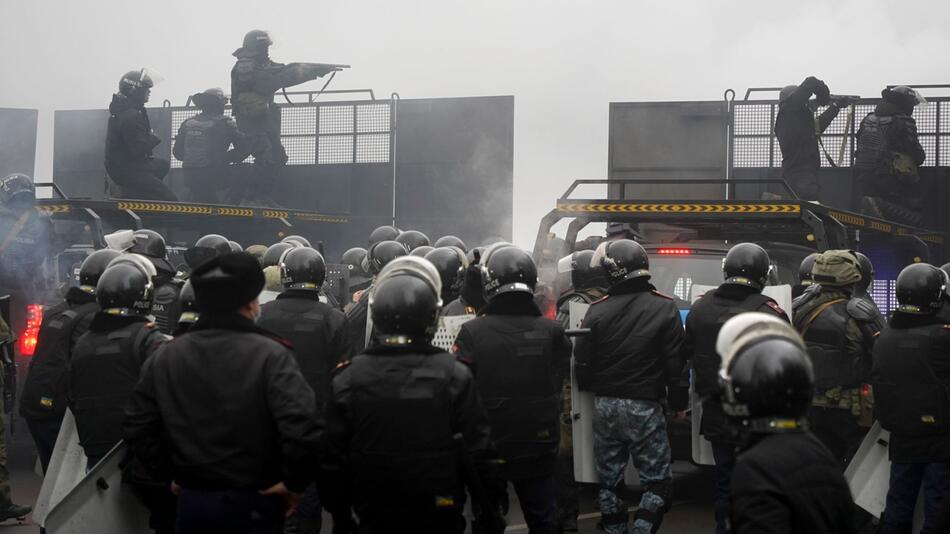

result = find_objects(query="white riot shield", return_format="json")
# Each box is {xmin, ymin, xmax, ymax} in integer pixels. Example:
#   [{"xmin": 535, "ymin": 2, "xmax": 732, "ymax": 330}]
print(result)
[
  {"xmin": 845, "ymin": 422, "xmax": 924, "ymax": 529},
  {"xmin": 431, "ymin": 314, "xmax": 475, "ymax": 351},
  {"xmin": 34, "ymin": 409, "xmax": 87, "ymax": 526},
  {"xmin": 687, "ymin": 284, "xmax": 793, "ymax": 466},
  {"xmin": 45, "ymin": 441, "xmax": 150, "ymax": 534},
  {"xmin": 569, "ymin": 301, "xmax": 638, "ymax": 485}
]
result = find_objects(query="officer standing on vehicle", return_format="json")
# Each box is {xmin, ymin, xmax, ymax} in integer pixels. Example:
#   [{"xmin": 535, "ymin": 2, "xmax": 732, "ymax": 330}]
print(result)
[
  {"xmin": 424, "ymin": 246, "xmax": 469, "ymax": 313},
  {"xmin": 172, "ymin": 88, "xmax": 249, "ymax": 203},
  {"xmin": 0, "ymin": 173, "xmax": 53, "ymax": 313},
  {"xmin": 453, "ymin": 245, "xmax": 571, "ymax": 533},
  {"xmin": 124, "ymin": 252, "xmax": 323, "ymax": 533},
  {"xmin": 258, "ymin": 247, "xmax": 350, "ymax": 534},
  {"xmin": 855, "ymin": 86, "xmax": 927, "ymax": 226},
  {"xmin": 774, "ymin": 76, "xmax": 842, "ymax": 200},
  {"xmin": 792, "ymin": 250, "xmax": 880, "ymax": 467},
  {"xmin": 793, "ymin": 252, "xmax": 819, "ymax": 299},
  {"xmin": 719, "ymin": 313, "xmax": 856, "ymax": 534},
  {"xmin": 324, "ymin": 256, "xmax": 503, "ymax": 533},
  {"xmin": 550, "ymin": 249, "xmax": 607, "ymax": 531},
  {"xmin": 0, "ymin": 316, "xmax": 32, "ymax": 523},
  {"xmin": 129, "ymin": 229, "xmax": 184, "ymax": 335},
  {"xmin": 104, "ymin": 69, "xmax": 176, "ymax": 201},
  {"xmin": 68, "ymin": 258, "xmax": 168, "ymax": 466},
  {"xmin": 231, "ymin": 30, "xmax": 338, "ymax": 205},
  {"xmin": 20, "ymin": 248, "xmax": 118, "ymax": 473},
  {"xmin": 573, "ymin": 239, "xmax": 686, "ymax": 534},
  {"xmin": 684, "ymin": 243, "xmax": 788, "ymax": 534},
  {"xmin": 872, "ymin": 263, "xmax": 950, "ymax": 534},
  {"xmin": 344, "ymin": 240, "xmax": 408, "ymax": 352}
]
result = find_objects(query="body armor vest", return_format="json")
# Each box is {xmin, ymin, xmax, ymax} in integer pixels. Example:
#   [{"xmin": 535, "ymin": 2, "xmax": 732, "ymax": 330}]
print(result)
[
  {"xmin": 179, "ymin": 116, "xmax": 223, "ymax": 168},
  {"xmin": 345, "ymin": 353, "xmax": 461, "ymax": 514},
  {"xmin": 70, "ymin": 322, "xmax": 151, "ymax": 460},
  {"xmin": 20, "ymin": 301, "xmax": 98, "ymax": 420},
  {"xmin": 854, "ymin": 113, "xmax": 894, "ymax": 172},
  {"xmin": 873, "ymin": 324, "xmax": 950, "ymax": 437},
  {"xmin": 796, "ymin": 298, "xmax": 854, "ymax": 391},
  {"xmin": 151, "ymin": 280, "xmax": 182, "ymax": 335}
]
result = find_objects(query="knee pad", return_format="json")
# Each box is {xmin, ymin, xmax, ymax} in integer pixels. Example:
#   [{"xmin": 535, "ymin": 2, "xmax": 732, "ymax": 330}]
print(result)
[{"xmin": 644, "ymin": 478, "xmax": 673, "ymax": 512}]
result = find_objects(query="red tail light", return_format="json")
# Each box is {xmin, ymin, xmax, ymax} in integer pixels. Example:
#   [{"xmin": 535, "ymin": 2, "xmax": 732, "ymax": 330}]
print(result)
[
  {"xmin": 657, "ymin": 248, "xmax": 692, "ymax": 255},
  {"xmin": 18, "ymin": 304, "xmax": 43, "ymax": 356},
  {"xmin": 544, "ymin": 302, "xmax": 557, "ymax": 320}
]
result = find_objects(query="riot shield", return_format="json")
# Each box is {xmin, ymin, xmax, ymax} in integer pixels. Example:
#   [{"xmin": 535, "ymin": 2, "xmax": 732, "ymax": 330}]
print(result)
[
  {"xmin": 687, "ymin": 284, "xmax": 793, "ymax": 466},
  {"xmin": 33, "ymin": 409, "xmax": 87, "ymax": 526},
  {"xmin": 431, "ymin": 314, "xmax": 475, "ymax": 351}
]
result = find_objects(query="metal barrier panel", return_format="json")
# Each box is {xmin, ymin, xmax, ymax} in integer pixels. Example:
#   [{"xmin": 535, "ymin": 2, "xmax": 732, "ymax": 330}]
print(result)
[
  {"xmin": 0, "ymin": 108, "xmax": 38, "ymax": 178},
  {"xmin": 731, "ymin": 99, "xmax": 948, "ymax": 168}
]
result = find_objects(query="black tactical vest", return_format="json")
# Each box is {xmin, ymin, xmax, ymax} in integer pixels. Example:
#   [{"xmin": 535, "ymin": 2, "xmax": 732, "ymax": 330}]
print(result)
[
  {"xmin": 20, "ymin": 301, "xmax": 98, "ymax": 420},
  {"xmin": 854, "ymin": 113, "xmax": 894, "ymax": 172},
  {"xmin": 151, "ymin": 280, "xmax": 182, "ymax": 335},
  {"xmin": 465, "ymin": 318, "xmax": 561, "ymax": 465},
  {"xmin": 873, "ymin": 324, "xmax": 950, "ymax": 437},
  {"xmin": 796, "ymin": 298, "xmax": 853, "ymax": 390},
  {"xmin": 180, "ymin": 116, "xmax": 228, "ymax": 168},
  {"xmin": 345, "ymin": 353, "xmax": 462, "ymax": 514},
  {"xmin": 70, "ymin": 322, "xmax": 151, "ymax": 460},
  {"xmin": 258, "ymin": 297, "xmax": 336, "ymax": 408}
]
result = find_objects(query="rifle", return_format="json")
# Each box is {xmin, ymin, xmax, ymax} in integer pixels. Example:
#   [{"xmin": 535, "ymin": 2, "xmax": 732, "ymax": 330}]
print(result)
[
  {"xmin": 830, "ymin": 94, "xmax": 861, "ymax": 107},
  {"xmin": 453, "ymin": 433, "xmax": 505, "ymax": 534}
]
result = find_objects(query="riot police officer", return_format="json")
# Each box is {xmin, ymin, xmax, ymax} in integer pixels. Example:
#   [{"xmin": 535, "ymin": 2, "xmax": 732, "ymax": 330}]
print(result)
[
  {"xmin": 684, "ymin": 243, "xmax": 788, "ymax": 534},
  {"xmin": 0, "ymin": 318, "xmax": 30, "ymax": 523},
  {"xmin": 172, "ymin": 88, "xmax": 249, "ymax": 203},
  {"xmin": 410, "ymin": 245, "xmax": 435, "ymax": 258},
  {"xmin": 0, "ymin": 173, "xmax": 53, "ymax": 319},
  {"xmin": 340, "ymin": 247, "xmax": 371, "ymax": 307},
  {"xmin": 130, "ymin": 229, "xmax": 184, "ymax": 334},
  {"xmin": 367, "ymin": 225, "xmax": 400, "ymax": 247},
  {"xmin": 573, "ymin": 239, "xmax": 686, "ymax": 534},
  {"xmin": 872, "ymin": 263, "xmax": 950, "ymax": 534},
  {"xmin": 184, "ymin": 233, "xmax": 233, "ymax": 271},
  {"xmin": 718, "ymin": 313, "xmax": 856, "ymax": 534},
  {"xmin": 854, "ymin": 252, "xmax": 886, "ymax": 329},
  {"xmin": 453, "ymin": 246, "xmax": 571, "ymax": 533},
  {"xmin": 324, "ymin": 256, "xmax": 502, "ymax": 533},
  {"xmin": 258, "ymin": 247, "xmax": 350, "ymax": 534},
  {"xmin": 124, "ymin": 252, "xmax": 322, "ymax": 533},
  {"xmin": 105, "ymin": 70, "xmax": 176, "ymax": 201},
  {"xmin": 172, "ymin": 280, "xmax": 199, "ymax": 336},
  {"xmin": 551, "ymin": 248, "xmax": 607, "ymax": 531},
  {"xmin": 68, "ymin": 259, "xmax": 168, "ymax": 466},
  {"xmin": 396, "ymin": 229, "xmax": 430, "ymax": 252},
  {"xmin": 434, "ymin": 235, "xmax": 467, "ymax": 252},
  {"xmin": 424, "ymin": 246, "xmax": 468, "ymax": 312},
  {"xmin": 856, "ymin": 86, "xmax": 928, "ymax": 226},
  {"xmin": 21, "ymin": 248, "xmax": 119, "ymax": 473},
  {"xmin": 792, "ymin": 250, "xmax": 880, "ymax": 466},
  {"xmin": 793, "ymin": 252, "xmax": 819, "ymax": 299},
  {"xmin": 344, "ymin": 240, "xmax": 408, "ymax": 352},
  {"xmin": 442, "ymin": 246, "xmax": 487, "ymax": 317},
  {"xmin": 231, "ymin": 30, "xmax": 338, "ymax": 206},
  {"xmin": 774, "ymin": 76, "xmax": 840, "ymax": 200}
]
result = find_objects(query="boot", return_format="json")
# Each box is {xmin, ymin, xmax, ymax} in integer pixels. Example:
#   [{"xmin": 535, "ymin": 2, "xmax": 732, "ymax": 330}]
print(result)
[{"xmin": 0, "ymin": 503, "xmax": 31, "ymax": 522}]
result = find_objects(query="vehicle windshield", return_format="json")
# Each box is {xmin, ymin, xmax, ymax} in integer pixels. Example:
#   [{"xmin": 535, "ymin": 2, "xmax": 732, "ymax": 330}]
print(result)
[{"xmin": 649, "ymin": 255, "xmax": 724, "ymax": 308}]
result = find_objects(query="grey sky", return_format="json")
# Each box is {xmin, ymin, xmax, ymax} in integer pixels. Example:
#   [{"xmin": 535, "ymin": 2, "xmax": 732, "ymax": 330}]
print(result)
[{"xmin": 1, "ymin": 0, "xmax": 948, "ymax": 247}]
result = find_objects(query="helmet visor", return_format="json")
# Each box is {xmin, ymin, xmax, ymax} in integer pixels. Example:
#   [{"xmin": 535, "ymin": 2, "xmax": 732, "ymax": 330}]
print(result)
[{"xmin": 105, "ymin": 229, "xmax": 136, "ymax": 252}]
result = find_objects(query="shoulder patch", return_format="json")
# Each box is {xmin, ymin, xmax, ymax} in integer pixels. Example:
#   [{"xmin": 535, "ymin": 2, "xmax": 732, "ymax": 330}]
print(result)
[
  {"xmin": 846, "ymin": 297, "xmax": 877, "ymax": 322},
  {"xmin": 651, "ymin": 290, "xmax": 674, "ymax": 301},
  {"xmin": 590, "ymin": 295, "xmax": 610, "ymax": 305},
  {"xmin": 331, "ymin": 360, "xmax": 351, "ymax": 374},
  {"xmin": 765, "ymin": 300, "xmax": 787, "ymax": 316}
]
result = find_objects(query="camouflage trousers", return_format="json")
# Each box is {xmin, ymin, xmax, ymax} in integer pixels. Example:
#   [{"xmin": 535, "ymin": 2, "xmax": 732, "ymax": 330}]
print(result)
[
  {"xmin": 0, "ymin": 386, "xmax": 11, "ymax": 509},
  {"xmin": 593, "ymin": 397, "xmax": 672, "ymax": 534}
]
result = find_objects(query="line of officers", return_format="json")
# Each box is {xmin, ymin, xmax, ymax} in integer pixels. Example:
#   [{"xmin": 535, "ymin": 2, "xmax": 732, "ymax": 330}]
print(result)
[{"xmin": 15, "ymin": 223, "xmax": 950, "ymax": 534}]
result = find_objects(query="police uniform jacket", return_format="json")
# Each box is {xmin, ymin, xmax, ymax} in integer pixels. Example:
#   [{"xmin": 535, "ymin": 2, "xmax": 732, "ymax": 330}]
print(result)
[
  {"xmin": 574, "ymin": 278, "xmax": 686, "ymax": 406},
  {"xmin": 123, "ymin": 313, "xmax": 323, "ymax": 493},
  {"xmin": 731, "ymin": 431, "xmax": 856, "ymax": 534}
]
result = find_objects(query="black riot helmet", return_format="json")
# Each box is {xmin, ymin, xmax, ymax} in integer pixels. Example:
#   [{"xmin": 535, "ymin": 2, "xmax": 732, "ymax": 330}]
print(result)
[
  {"xmin": 241, "ymin": 30, "xmax": 273, "ymax": 53},
  {"xmin": 0, "ymin": 173, "xmax": 35, "ymax": 206},
  {"xmin": 370, "ymin": 257, "xmax": 442, "ymax": 341},
  {"xmin": 425, "ymin": 246, "xmax": 468, "ymax": 301},
  {"xmin": 895, "ymin": 263, "xmax": 945, "ymax": 315},
  {"xmin": 798, "ymin": 253, "xmax": 819, "ymax": 286},
  {"xmin": 341, "ymin": 247, "xmax": 370, "ymax": 284},
  {"xmin": 941, "ymin": 263, "xmax": 950, "ymax": 296},
  {"xmin": 409, "ymin": 245, "xmax": 434, "ymax": 258},
  {"xmin": 364, "ymin": 240, "xmax": 409, "ymax": 275},
  {"xmin": 854, "ymin": 252, "xmax": 874, "ymax": 294},
  {"xmin": 229, "ymin": 240, "xmax": 243, "ymax": 252},
  {"xmin": 434, "ymin": 235, "xmax": 467, "ymax": 252},
  {"xmin": 118, "ymin": 69, "xmax": 156, "ymax": 103},
  {"xmin": 368, "ymin": 225, "xmax": 400, "ymax": 246},
  {"xmin": 185, "ymin": 234, "xmax": 232, "ymax": 269},
  {"xmin": 130, "ymin": 229, "xmax": 176, "ymax": 275},
  {"xmin": 718, "ymin": 313, "xmax": 813, "ymax": 425},
  {"xmin": 192, "ymin": 88, "xmax": 227, "ymax": 114},
  {"xmin": 262, "ymin": 242, "xmax": 296, "ymax": 269},
  {"xmin": 396, "ymin": 230, "xmax": 431, "ymax": 252},
  {"xmin": 561, "ymin": 249, "xmax": 607, "ymax": 290},
  {"xmin": 78, "ymin": 249, "xmax": 123, "ymax": 294},
  {"xmin": 177, "ymin": 279, "xmax": 199, "ymax": 326},
  {"xmin": 280, "ymin": 247, "xmax": 327, "ymax": 290},
  {"xmin": 96, "ymin": 263, "xmax": 154, "ymax": 316},
  {"xmin": 723, "ymin": 243, "xmax": 771, "ymax": 290},
  {"xmin": 592, "ymin": 239, "xmax": 650, "ymax": 285},
  {"xmin": 281, "ymin": 235, "xmax": 312, "ymax": 248},
  {"xmin": 882, "ymin": 85, "xmax": 926, "ymax": 114},
  {"xmin": 481, "ymin": 246, "xmax": 538, "ymax": 300}
]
